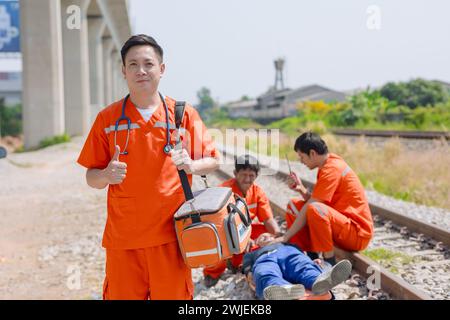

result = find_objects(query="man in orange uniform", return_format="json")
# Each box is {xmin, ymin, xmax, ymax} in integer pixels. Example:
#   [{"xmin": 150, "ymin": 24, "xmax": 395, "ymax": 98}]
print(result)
[
  {"xmin": 203, "ymin": 155, "xmax": 281, "ymax": 286},
  {"xmin": 275, "ymin": 132, "xmax": 373, "ymax": 266},
  {"xmin": 77, "ymin": 35, "xmax": 219, "ymax": 299}
]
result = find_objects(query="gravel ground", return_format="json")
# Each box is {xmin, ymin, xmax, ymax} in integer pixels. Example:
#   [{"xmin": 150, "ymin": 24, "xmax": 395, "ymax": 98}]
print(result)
[{"xmin": 0, "ymin": 137, "xmax": 107, "ymax": 299}]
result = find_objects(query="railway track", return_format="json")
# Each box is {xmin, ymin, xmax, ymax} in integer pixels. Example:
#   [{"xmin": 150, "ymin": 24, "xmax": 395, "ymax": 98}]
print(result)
[
  {"xmin": 213, "ymin": 144, "xmax": 450, "ymax": 300},
  {"xmin": 331, "ymin": 128, "xmax": 450, "ymax": 140}
]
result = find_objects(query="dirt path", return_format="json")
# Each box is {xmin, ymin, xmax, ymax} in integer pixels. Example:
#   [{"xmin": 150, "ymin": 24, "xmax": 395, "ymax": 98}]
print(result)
[{"xmin": 0, "ymin": 137, "xmax": 107, "ymax": 299}]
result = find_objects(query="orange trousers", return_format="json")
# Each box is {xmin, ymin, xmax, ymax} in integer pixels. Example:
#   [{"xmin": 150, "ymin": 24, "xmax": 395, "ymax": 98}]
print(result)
[
  {"xmin": 103, "ymin": 241, "xmax": 193, "ymax": 300},
  {"xmin": 286, "ymin": 201, "xmax": 371, "ymax": 253},
  {"xmin": 203, "ymin": 224, "xmax": 267, "ymax": 279}
]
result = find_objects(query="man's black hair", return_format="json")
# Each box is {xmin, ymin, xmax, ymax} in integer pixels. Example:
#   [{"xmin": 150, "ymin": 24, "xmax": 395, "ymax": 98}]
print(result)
[
  {"xmin": 235, "ymin": 155, "xmax": 260, "ymax": 174},
  {"xmin": 121, "ymin": 34, "xmax": 164, "ymax": 65},
  {"xmin": 294, "ymin": 132, "xmax": 328, "ymax": 155}
]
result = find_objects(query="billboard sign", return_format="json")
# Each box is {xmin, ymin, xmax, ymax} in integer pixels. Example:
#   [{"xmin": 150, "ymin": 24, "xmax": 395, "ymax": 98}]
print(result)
[{"xmin": 0, "ymin": 0, "xmax": 20, "ymax": 53}]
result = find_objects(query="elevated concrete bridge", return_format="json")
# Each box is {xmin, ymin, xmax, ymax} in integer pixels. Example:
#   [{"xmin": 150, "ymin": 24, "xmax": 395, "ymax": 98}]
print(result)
[{"xmin": 20, "ymin": 0, "xmax": 131, "ymax": 148}]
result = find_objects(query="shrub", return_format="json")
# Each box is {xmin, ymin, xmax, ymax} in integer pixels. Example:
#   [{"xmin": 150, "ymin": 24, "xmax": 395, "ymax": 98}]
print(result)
[
  {"xmin": 0, "ymin": 101, "xmax": 22, "ymax": 137},
  {"xmin": 39, "ymin": 133, "xmax": 71, "ymax": 149}
]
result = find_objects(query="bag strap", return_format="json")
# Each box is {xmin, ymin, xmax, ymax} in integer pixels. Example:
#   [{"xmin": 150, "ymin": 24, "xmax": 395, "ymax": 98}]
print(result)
[
  {"xmin": 237, "ymin": 195, "xmax": 252, "ymax": 226},
  {"xmin": 228, "ymin": 196, "xmax": 252, "ymax": 227},
  {"xmin": 174, "ymin": 101, "xmax": 194, "ymax": 201},
  {"xmin": 175, "ymin": 101, "xmax": 186, "ymax": 129}
]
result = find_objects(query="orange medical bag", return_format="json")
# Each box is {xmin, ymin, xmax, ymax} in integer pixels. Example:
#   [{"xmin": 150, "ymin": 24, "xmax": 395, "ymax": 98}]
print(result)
[{"xmin": 174, "ymin": 187, "xmax": 252, "ymax": 268}]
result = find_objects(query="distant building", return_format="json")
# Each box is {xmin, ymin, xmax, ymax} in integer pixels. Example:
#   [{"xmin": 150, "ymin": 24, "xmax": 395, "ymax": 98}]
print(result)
[
  {"xmin": 227, "ymin": 84, "xmax": 347, "ymax": 122},
  {"xmin": 226, "ymin": 99, "xmax": 258, "ymax": 119},
  {"xmin": 0, "ymin": 71, "xmax": 21, "ymax": 106},
  {"xmin": 282, "ymin": 84, "xmax": 347, "ymax": 117},
  {"xmin": 254, "ymin": 88, "xmax": 292, "ymax": 122}
]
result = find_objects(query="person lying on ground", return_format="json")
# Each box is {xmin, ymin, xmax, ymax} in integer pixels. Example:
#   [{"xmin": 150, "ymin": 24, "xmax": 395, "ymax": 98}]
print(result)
[{"xmin": 242, "ymin": 233, "xmax": 352, "ymax": 300}]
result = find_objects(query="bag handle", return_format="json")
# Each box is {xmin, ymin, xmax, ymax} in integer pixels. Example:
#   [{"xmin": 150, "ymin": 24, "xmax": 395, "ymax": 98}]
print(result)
[{"xmin": 228, "ymin": 199, "xmax": 251, "ymax": 227}]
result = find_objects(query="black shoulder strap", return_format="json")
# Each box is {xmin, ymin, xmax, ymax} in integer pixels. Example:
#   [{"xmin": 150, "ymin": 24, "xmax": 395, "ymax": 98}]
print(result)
[
  {"xmin": 174, "ymin": 101, "xmax": 186, "ymax": 129},
  {"xmin": 175, "ymin": 101, "xmax": 209, "ymax": 190},
  {"xmin": 174, "ymin": 101, "xmax": 193, "ymax": 201}
]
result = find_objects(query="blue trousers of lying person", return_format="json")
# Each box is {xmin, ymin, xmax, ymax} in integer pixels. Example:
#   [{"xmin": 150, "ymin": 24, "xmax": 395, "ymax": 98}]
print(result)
[{"xmin": 242, "ymin": 243, "xmax": 323, "ymax": 300}]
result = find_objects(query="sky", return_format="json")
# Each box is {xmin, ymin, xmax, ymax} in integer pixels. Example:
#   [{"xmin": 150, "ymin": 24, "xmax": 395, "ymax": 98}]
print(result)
[{"xmin": 129, "ymin": 0, "xmax": 450, "ymax": 105}]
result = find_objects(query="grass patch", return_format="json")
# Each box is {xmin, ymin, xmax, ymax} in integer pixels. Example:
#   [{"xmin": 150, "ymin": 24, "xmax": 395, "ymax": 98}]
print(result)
[
  {"xmin": 39, "ymin": 133, "xmax": 71, "ymax": 149},
  {"xmin": 324, "ymin": 134, "xmax": 450, "ymax": 209},
  {"xmin": 363, "ymin": 248, "xmax": 415, "ymax": 274}
]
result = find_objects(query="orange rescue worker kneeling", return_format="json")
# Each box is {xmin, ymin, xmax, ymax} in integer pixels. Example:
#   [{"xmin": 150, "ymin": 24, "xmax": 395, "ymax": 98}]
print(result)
[
  {"xmin": 77, "ymin": 35, "xmax": 219, "ymax": 300},
  {"xmin": 274, "ymin": 132, "xmax": 373, "ymax": 266},
  {"xmin": 203, "ymin": 155, "xmax": 281, "ymax": 287}
]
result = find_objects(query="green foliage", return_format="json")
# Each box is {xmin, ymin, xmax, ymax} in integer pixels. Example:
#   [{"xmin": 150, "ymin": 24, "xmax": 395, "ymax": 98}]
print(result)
[
  {"xmin": 268, "ymin": 84, "xmax": 450, "ymax": 131},
  {"xmin": 363, "ymin": 248, "xmax": 415, "ymax": 273},
  {"xmin": 205, "ymin": 79, "xmax": 450, "ymax": 133},
  {"xmin": 0, "ymin": 100, "xmax": 22, "ymax": 137},
  {"xmin": 379, "ymin": 78, "xmax": 449, "ymax": 109},
  {"xmin": 39, "ymin": 133, "xmax": 71, "ymax": 149},
  {"xmin": 196, "ymin": 87, "xmax": 216, "ymax": 119}
]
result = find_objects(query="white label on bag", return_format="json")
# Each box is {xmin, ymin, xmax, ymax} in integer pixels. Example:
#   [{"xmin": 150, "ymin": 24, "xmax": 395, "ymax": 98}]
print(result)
[{"xmin": 238, "ymin": 223, "xmax": 250, "ymax": 242}]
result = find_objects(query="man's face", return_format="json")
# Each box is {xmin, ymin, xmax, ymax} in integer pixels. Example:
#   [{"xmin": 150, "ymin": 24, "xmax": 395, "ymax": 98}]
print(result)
[
  {"xmin": 256, "ymin": 233, "xmax": 275, "ymax": 247},
  {"xmin": 297, "ymin": 150, "xmax": 317, "ymax": 170},
  {"xmin": 122, "ymin": 45, "xmax": 165, "ymax": 94},
  {"xmin": 234, "ymin": 168, "xmax": 257, "ymax": 194}
]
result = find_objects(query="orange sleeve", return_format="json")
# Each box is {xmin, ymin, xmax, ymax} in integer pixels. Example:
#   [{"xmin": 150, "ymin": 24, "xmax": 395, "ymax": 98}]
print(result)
[
  {"xmin": 77, "ymin": 112, "xmax": 110, "ymax": 169},
  {"xmin": 184, "ymin": 106, "xmax": 218, "ymax": 160},
  {"xmin": 255, "ymin": 187, "xmax": 273, "ymax": 222},
  {"xmin": 311, "ymin": 166, "xmax": 340, "ymax": 203}
]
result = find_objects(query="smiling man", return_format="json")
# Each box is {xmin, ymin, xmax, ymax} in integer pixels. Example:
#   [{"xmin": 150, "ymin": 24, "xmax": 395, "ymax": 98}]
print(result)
[
  {"xmin": 274, "ymin": 132, "xmax": 373, "ymax": 266},
  {"xmin": 77, "ymin": 34, "xmax": 219, "ymax": 300}
]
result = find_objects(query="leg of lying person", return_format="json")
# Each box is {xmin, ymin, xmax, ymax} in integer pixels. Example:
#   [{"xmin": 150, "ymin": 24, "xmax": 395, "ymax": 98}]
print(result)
[
  {"xmin": 279, "ymin": 244, "xmax": 323, "ymax": 290},
  {"xmin": 253, "ymin": 247, "xmax": 306, "ymax": 300},
  {"xmin": 252, "ymin": 253, "xmax": 290, "ymax": 300},
  {"xmin": 281, "ymin": 244, "xmax": 352, "ymax": 296}
]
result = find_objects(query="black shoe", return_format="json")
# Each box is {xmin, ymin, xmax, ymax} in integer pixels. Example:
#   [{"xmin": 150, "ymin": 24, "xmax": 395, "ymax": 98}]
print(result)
[
  {"xmin": 204, "ymin": 275, "xmax": 219, "ymax": 288},
  {"xmin": 307, "ymin": 252, "xmax": 319, "ymax": 260},
  {"xmin": 324, "ymin": 256, "xmax": 337, "ymax": 266},
  {"xmin": 226, "ymin": 259, "xmax": 241, "ymax": 274}
]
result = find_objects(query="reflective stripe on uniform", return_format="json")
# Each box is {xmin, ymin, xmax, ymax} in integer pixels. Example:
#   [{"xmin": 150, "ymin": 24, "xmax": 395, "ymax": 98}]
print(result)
[
  {"xmin": 154, "ymin": 121, "xmax": 186, "ymax": 134},
  {"xmin": 185, "ymin": 248, "xmax": 218, "ymax": 257},
  {"xmin": 342, "ymin": 166, "xmax": 351, "ymax": 177},
  {"xmin": 288, "ymin": 200, "xmax": 300, "ymax": 216},
  {"xmin": 104, "ymin": 123, "xmax": 140, "ymax": 134},
  {"xmin": 247, "ymin": 203, "xmax": 257, "ymax": 209},
  {"xmin": 311, "ymin": 202, "xmax": 328, "ymax": 217}
]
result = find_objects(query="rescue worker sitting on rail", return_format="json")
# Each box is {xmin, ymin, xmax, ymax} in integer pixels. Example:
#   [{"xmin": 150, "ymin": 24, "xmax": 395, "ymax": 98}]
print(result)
[
  {"xmin": 243, "ymin": 233, "xmax": 352, "ymax": 300},
  {"xmin": 273, "ymin": 132, "xmax": 374, "ymax": 266},
  {"xmin": 203, "ymin": 155, "xmax": 281, "ymax": 287}
]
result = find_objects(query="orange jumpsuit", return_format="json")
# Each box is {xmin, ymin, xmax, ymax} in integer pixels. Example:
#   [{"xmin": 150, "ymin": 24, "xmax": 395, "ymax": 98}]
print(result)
[
  {"xmin": 285, "ymin": 153, "xmax": 373, "ymax": 253},
  {"xmin": 203, "ymin": 178, "xmax": 274, "ymax": 279},
  {"xmin": 78, "ymin": 95, "xmax": 218, "ymax": 299}
]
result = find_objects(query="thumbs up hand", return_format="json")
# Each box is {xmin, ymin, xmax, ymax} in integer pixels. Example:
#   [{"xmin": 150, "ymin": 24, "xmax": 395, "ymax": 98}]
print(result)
[
  {"xmin": 170, "ymin": 147, "xmax": 195, "ymax": 174},
  {"xmin": 105, "ymin": 145, "xmax": 127, "ymax": 185}
]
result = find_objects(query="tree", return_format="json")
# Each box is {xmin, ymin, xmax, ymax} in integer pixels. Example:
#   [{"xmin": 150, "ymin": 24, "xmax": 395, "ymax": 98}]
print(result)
[
  {"xmin": 196, "ymin": 87, "xmax": 215, "ymax": 117},
  {"xmin": 379, "ymin": 78, "xmax": 449, "ymax": 109}
]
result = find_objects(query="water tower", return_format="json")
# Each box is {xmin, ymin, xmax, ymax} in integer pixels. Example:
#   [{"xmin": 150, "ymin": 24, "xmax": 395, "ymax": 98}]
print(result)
[{"xmin": 274, "ymin": 58, "xmax": 285, "ymax": 90}]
